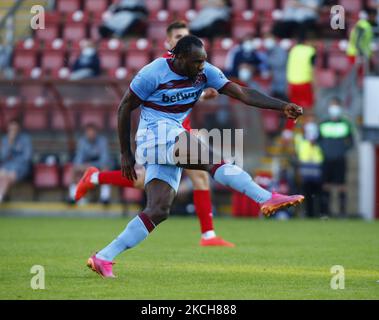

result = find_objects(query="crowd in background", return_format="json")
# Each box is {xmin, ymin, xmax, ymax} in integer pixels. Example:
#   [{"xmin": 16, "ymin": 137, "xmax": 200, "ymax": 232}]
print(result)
[{"xmin": 0, "ymin": 0, "xmax": 379, "ymax": 218}]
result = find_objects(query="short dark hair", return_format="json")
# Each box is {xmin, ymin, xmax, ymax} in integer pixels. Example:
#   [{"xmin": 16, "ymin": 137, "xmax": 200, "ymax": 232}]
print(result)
[
  {"xmin": 166, "ymin": 20, "xmax": 188, "ymax": 35},
  {"xmin": 172, "ymin": 35, "xmax": 204, "ymax": 57}
]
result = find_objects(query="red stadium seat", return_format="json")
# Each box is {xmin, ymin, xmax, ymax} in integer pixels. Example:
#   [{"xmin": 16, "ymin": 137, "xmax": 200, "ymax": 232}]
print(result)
[
  {"xmin": 13, "ymin": 49, "xmax": 37, "ymax": 70},
  {"xmin": 315, "ymin": 69, "xmax": 337, "ymax": 88},
  {"xmin": 261, "ymin": 110, "xmax": 280, "ymax": 135},
  {"xmin": 213, "ymin": 38, "xmax": 236, "ymax": 50},
  {"xmin": 23, "ymin": 106, "xmax": 49, "ymax": 131},
  {"xmin": 33, "ymin": 163, "xmax": 60, "ymax": 189},
  {"xmin": 50, "ymin": 108, "xmax": 76, "ymax": 131},
  {"xmin": 127, "ymin": 38, "xmax": 152, "ymax": 51},
  {"xmin": 98, "ymin": 50, "xmax": 122, "ymax": 70},
  {"xmin": 34, "ymin": 23, "xmax": 60, "ymax": 42},
  {"xmin": 147, "ymin": 21, "xmax": 168, "ymax": 40},
  {"xmin": 79, "ymin": 109, "xmax": 105, "ymax": 130},
  {"xmin": 62, "ymin": 163, "xmax": 74, "ymax": 188},
  {"xmin": 63, "ymin": 22, "xmax": 88, "ymax": 41},
  {"xmin": 211, "ymin": 50, "xmax": 229, "ymax": 70},
  {"xmin": 122, "ymin": 188, "xmax": 143, "ymax": 203},
  {"xmin": 339, "ymin": 0, "xmax": 362, "ymax": 13},
  {"xmin": 125, "ymin": 51, "xmax": 151, "ymax": 73},
  {"xmin": 167, "ymin": 0, "xmax": 192, "ymax": 12},
  {"xmin": 84, "ymin": 0, "xmax": 109, "ymax": 14},
  {"xmin": 152, "ymin": 48, "xmax": 168, "ymax": 60},
  {"xmin": 40, "ymin": 50, "xmax": 66, "ymax": 72},
  {"xmin": 232, "ymin": 20, "xmax": 256, "ymax": 39},
  {"xmin": 252, "ymin": 0, "xmax": 276, "ymax": 12},
  {"xmin": 328, "ymin": 52, "xmax": 351, "ymax": 73},
  {"xmin": 146, "ymin": 0, "xmax": 165, "ymax": 12},
  {"xmin": 56, "ymin": 0, "xmax": 81, "ymax": 13}
]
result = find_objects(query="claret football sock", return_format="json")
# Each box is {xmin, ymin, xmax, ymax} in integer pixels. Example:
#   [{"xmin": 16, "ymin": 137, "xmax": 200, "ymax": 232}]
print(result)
[
  {"xmin": 211, "ymin": 162, "xmax": 272, "ymax": 204},
  {"xmin": 96, "ymin": 213, "xmax": 155, "ymax": 261},
  {"xmin": 193, "ymin": 190, "xmax": 215, "ymax": 235},
  {"xmin": 96, "ymin": 170, "xmax": 135, "ymax": 187}
]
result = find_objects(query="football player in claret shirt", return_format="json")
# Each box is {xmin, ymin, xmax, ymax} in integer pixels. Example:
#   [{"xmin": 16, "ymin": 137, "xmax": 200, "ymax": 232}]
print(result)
[
  {"xmin": 76, "ymin": 21, "xmax": 233, "ymax": 247},
  {"xmin": 86, "ymin": 35, "xmax": 304, "ymax": 278}
]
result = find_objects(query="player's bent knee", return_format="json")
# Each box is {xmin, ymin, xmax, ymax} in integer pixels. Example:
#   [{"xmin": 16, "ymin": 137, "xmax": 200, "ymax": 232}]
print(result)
[{"xmin": 147, "ymin": 206, "xmax": 170, "ymax": 225}]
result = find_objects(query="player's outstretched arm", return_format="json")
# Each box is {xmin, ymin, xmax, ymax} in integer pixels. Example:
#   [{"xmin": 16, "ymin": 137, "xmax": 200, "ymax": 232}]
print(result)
[
  {"xmin": 219, "ymin": 82, "xmax": 303, "ymax": 120},
  {"xmin": 117, "ymin": 89, "xmax": 142, "ymax": 180}
]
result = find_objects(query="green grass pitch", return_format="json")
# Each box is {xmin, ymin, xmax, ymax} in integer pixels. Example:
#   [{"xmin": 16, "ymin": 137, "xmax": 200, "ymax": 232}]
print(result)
[{"xmin": 0, "ymin": 216, "xmax": 378, "ymax": 300}]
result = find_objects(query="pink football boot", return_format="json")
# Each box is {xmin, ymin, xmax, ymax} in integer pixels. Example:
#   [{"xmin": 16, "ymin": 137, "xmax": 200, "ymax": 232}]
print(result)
[
  {"xmin": 87, "ymin": 254, "xmax": 116, "ymax": 278},
  {"xmin": 260, "ymin": 192, "xmax": 304, "ymax": 217}
]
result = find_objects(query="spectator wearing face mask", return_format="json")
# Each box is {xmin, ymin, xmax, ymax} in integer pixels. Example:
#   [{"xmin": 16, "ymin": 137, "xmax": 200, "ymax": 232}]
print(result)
[
  {"xmin": 237, "ymin": 63, "xmax": 263, "ymax": 91},
  {"xmin": 294, "ymin": 117, "xmax": 324, "ymax": 218},
  {"xmin": 319, "ymin": 97, "xmax": 354, "ymax": 217},
  {"xmin": 224, "ymin": 34, "xmax": 269, "ymax": 78},
  {"xmin": 70, "ymin": 40, "xmax": 101, "ymax": 80},
  {"xmin": 263, "ymin": 34, "xmax": 289, "ymax": 100}
]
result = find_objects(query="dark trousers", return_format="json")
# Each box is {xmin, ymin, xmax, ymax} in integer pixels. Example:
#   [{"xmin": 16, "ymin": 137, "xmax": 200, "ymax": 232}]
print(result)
[{"xmin": 302, "ymin": 181, "xmax": 323, "ymax": 218}]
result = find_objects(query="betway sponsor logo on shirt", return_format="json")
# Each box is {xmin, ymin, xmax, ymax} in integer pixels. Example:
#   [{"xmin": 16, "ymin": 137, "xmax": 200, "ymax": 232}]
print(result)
[{"xmin": 162, "ymin": 89, "xmax": 202, "ymax": 103}]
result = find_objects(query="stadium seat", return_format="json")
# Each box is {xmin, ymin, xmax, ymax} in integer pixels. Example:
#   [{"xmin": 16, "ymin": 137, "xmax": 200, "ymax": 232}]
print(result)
[
  {"xmin": 15, "ymin": 38, "xmax": 39, "ymax": 50},
  {"xmin": 44, "ymin": 38, "xmax": 68, "ymax": 51},
  {"xmin": 315, "ymin": 69, "xmax": 337, "ymax": 88},
  {"xmin": 34, "ymin": 24, "xmax": 60, "ymax": 42},
  {"xmin": 252, "ymin": 0, "xmax": 276, "ymax": 12},
  {"xmin": 125, "ymin": 51, "xmax": 151, "ymax": 73},
  {"xmin": 147, "ymin": 21, "xmax": 168, "ymax": 40},
  {"xmin": 211, "ymin": 50, "xmax": 229, "ymax": 70},
  {"xmin": 56, "ymin": 0, "xmax": 81, "ymax": 13},
  {"xmin": 63, "ymin": 22, "xmax": 88, "ymax": 41},
  {"xmin": 261, "ymin": 110, "xmax": 280, "ymax": 135},
  {"xmin": 79, "ymin": 109, "xmax": 105, "ymax": 130},
  {"xmin": 167, "ymin": 0, "xmax": 192, "ymax": 12},
  {"xmin": 338, "ymin": 0, "xmax": 362, "ymax": 13},
  {"xmin": 146, "ymin": 0, "xmax": 165, "ymax": 12},
  {"xmin": 98, "ymin": 50, "xmax": 123, "ymax": 70},
  {"xmin": 231, "ymin": 20, "xmax": 256, "ymax": 39},
  {"xmin": 13, "ymin": 49, "xmax": 37, "ymax": 71},
  {"xmin": 328, "ymin": 52, "xmax": 351, "ymax": 73},
  {"xmin": 84, "ymin": 0, "xmax": 109, "ymax": 14},
  {"xmin": 23, "ymin": 105, "xmax": 49, "ymax": 131},
  {"xmin": 50, "ymin": 108, "xmax": 76, "ymax": 131},
  {"xmin": 40, "ymin": 50, "xmax": 66, "ymax": 71},
  {"xmin": 98, "ymin": 38, "xmax": 125, "ymax": 51},
  {"xmin": 33, "ymin": 163, "xmax": 60, "ymax": 189},
  {"xmin": 62, "ymin": 163, "xmax": 74, "ymax": 188},
  {"xmin": 121, "ymin": 188, "xmax": 144, "ymax": 203}
]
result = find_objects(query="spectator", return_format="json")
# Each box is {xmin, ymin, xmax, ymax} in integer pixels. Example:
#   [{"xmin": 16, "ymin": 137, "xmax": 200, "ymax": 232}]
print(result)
[
  {"xmin": 272, "ymin": 0, "xmax": 321, "ymax": 39},
  {"xmin": 70, "ymin": 40, "xmax": 100, "ymax": 80},
  {"xmin": 0, "ymin": 119, "xmax": 32, "ymax": 202},
  {"xmin": 0, "ymin": 36, "xmax": 13, "ymax": 79},
  {"xmin": 225, "ymin": 34, "xmax": 269, "ymax": 78},
  {"xmin": 285, "ymin": 36, "xmax": 316, "ymax": 134},
  {"xmin": 69, "ymin": 123, "xmax": 112, "ymax": 204},
  {"xmin": 294, "ymin": 118, "xmax": 323, "ymax": 218},
  {"xmin": 346, "ymin": 9, "xmax": 377, "ymax": 66},
  {"xmin": 319, "ymin": 97, "xmax": 354, "ymax": 217},
  {"xmin": 99, "ymin": 0, "xmax": 148, "ymax": 38},
  {"xmin": 237, "ymin": 62, "xmax": 264, "ymax": 92},
  {"xmin": 189, "ymin": 0, "xmax": 231, "ymax": 39},
  {"xmin": 263, "ymin": 34, "xmax": 289, "ymax": 100}
]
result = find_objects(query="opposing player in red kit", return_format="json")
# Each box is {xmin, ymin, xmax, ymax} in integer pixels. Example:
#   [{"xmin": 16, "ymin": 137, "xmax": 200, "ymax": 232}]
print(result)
[{"xmin": 75, "ymin": 21, "xmax": 234, "ymax": 247}]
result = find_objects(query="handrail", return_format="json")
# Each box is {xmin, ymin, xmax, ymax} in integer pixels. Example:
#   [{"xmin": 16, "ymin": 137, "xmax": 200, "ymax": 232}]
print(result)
[{"xmin": 0, "ymin": 0, "xmax": 26, "ymax": 31}]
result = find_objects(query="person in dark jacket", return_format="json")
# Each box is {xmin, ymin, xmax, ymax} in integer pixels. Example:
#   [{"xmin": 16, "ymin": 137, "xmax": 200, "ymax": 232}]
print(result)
[
  {"xmin": 70, "ymin": 40, "xmax": 100, "ymax": 80},
  {"xmin": 319, "ymin": 97, "xmax": 354, "ymax": 217}
]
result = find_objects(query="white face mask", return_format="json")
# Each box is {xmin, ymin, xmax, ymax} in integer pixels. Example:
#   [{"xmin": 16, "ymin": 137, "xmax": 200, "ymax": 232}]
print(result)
[
  {"xmin": 304, "ymin": 122, "xmax": 319, "ymax": 141},
  {"xmin": 264, "ymin": 38, "xmax": 276, "ymax": 50},
  {"xmin": 328, "ymin": 105, "xmax": 342, "ymax": 119},
  {"xmin": 242, "ymin": 40, "xmax": 254, "ymax": 52},
  {"xmin": 82, "ymin": 47, "xmax": 96, "ymax": 56},
  {"xmin": 238, "ymin": 68, "xmax": 252, "ymax": 82}
]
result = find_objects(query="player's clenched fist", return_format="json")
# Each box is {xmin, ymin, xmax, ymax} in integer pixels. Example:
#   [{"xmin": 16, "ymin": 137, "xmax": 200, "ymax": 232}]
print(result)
[
  {"xmin": 283, "ymin": 103, "xmax": 303, "ymax": 120},
  {"xmin": 121, "ymin": 153, "xmax": 137, "ymax": 180}
]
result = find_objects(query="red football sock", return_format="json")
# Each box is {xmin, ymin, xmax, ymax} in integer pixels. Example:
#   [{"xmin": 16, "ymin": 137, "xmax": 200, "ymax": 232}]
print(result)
[
  {"xmin": 193, "ymin": 190, "xmax": 214, "ymax": 234},
  {"xmin": 98, "ymin": 170, "xmax": 135, "ymax": 187}
]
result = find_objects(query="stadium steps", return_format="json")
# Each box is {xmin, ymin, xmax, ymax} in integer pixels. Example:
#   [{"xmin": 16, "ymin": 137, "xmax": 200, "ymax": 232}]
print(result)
[{"xmin": 0, "ymin": 201, "xmax": 141, "ymax": 217}]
